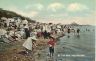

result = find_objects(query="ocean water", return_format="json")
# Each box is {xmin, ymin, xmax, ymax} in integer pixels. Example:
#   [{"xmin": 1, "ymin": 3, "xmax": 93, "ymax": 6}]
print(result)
[{"xmin": 55, "ymin": 25, "xmax": 95, "ymax": 61}]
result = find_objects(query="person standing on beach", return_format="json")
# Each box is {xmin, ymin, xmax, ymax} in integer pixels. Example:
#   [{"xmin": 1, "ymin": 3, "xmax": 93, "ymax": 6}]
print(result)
[
  {"xmin": 77, "ymin": 28, "xmax": 80, "ymax": 35},
  {"xmin": 67, "ymin": 28, "xmax": 71, "ymax": 38},
  {"xmin": 23, "ymin": 24, "xmax": 30, "ymax": 39},
  {"xmin": 47, "ymin": 36, "xmax": 56, "ymax": 57},
  {"xmin": 43, "ymin": 30, "xmax": 48, "ymax": 39},
  {"xmin": 67, "ymin": 28, "xmax": 70, "ymax": 34},
  {"xmin": 22, "ymin": 36, "xmax": 37, "ymax": 55}
]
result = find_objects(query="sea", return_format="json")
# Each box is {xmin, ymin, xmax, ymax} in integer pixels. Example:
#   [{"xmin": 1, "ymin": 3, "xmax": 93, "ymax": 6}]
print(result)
[{"xmin": 55, "ymin": 25, "xmax": 95, "ymax": 61}]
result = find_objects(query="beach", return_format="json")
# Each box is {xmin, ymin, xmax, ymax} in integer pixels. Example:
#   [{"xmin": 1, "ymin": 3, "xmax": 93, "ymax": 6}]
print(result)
[{"xmin": 0, "ymin": 25, "xmax": 95, "ymax": 61}]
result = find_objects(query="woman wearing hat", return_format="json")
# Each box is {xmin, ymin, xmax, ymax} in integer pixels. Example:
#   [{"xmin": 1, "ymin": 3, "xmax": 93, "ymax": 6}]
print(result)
[{"xmin": 22, "ymin": 36, "xmax": 37, "ymax": 55}]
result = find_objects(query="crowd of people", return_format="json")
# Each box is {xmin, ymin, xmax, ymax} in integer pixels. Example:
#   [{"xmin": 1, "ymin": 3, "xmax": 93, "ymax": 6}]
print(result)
[{"xmin": 0, "ymin": 17, "xmax": 81, "ymax": 57}]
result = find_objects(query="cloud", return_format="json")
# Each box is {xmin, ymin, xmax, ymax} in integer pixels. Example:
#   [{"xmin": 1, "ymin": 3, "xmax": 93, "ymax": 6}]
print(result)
[
  {"xmin": 25, "ymin": 3, "xmax": 44, "ymax": 11},
  {"xmin": 35, "ymin": 3, "xmax": 44, "ymax": 11},
  {"xmin": 6, "ymin": 6, "xmax": 39, "ymax": 17},
  {"xmin": 50, "ymin": 13, "xmax": 68, "ymax": 18},
  {"xmin": 67, "ymin": 3, "xmax": 88, "ymax": 12},
  {"xmin": 92, "ymin": 11, "xmax": 96, "ymax": 16},
  {"xmin": 29, "ymin": 11, "xmax": 38, "ymax": 17},
  {"xmin": 48, "ymin": 2, "xmax": 64, "ymax": 12}
]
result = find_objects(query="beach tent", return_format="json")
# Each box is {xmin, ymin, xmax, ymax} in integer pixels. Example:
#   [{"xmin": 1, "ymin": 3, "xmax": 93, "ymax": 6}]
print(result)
[
  {"xmin": 0, "ymin": 29, "xmax": 10, "ymax": 43},
  {"xmin": 1, "ymin": 17, "xmax": 7, "ymax": 20},
  {"xmin": 8, "ymin": 18, "xmax": 15, "ymax": 22},
  {"xmin": 22, "ymin": 19, "xmax": 28, "ymax": 25}
]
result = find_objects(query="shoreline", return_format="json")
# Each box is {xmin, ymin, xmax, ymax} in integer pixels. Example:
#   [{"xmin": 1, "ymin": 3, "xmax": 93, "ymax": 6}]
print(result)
[{"xmin": 0, "ymin": 32, "xmax": 64, "ymax": 61}]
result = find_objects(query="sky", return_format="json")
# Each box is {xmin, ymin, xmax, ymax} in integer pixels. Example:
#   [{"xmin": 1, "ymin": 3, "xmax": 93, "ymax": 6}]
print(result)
[{"xmin": 0, "ymin": 0, "xmax": 96, "ymax": 25}]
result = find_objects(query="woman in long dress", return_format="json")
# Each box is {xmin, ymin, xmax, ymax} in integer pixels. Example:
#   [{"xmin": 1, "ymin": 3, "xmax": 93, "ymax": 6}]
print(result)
[{"xmin": 22, "ymin": 36, "xmax": 37, "ymax": 55}]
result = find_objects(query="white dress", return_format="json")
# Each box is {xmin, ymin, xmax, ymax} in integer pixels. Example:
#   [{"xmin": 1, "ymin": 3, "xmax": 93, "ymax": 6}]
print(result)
[{"xmin": 22, "ymin": 37, "xmax": 33, "ymax": 51}]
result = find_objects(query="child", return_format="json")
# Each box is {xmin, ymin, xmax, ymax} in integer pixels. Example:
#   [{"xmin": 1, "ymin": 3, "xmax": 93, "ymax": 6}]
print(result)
[{"xmin": 47, "ymin": 36, "xmax": 56, "ymax": 57}]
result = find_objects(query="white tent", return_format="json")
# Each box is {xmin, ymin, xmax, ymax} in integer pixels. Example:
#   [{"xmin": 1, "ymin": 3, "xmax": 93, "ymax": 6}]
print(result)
[
  {"xmin": 8, "ymin": 18, "xmax": 15, "ymax": 22},
  {"xmin": 22, "ymin": 19, "xmax": 28, "ymax": 25},
  {"xmin": 1, "ymin": 17, "xmax": 7, "ymax": 20}
]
